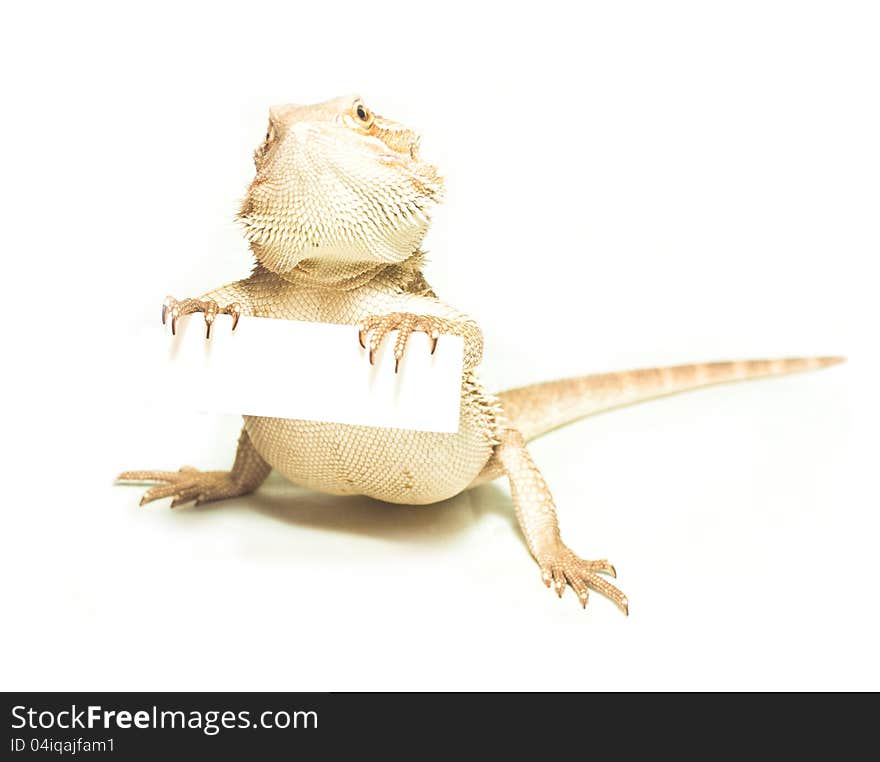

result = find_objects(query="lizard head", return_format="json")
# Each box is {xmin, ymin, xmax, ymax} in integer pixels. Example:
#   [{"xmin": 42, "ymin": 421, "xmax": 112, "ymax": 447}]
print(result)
[{"xmin": 238, "ymin": 95, "xmax": 444, "ymax": 275}]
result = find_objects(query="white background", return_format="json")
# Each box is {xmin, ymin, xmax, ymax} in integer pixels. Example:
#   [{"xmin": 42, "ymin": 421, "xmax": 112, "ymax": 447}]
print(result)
[{"xmin": 2, "ymin": 1, "xmax": 877, "ymax": 690}]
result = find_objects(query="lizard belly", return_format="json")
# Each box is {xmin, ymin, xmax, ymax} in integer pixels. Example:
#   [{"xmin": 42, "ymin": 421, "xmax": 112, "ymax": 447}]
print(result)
[
  {"xmin": 243, "ymin": 391, "xmax": 497, "ymax": 505},
  {"xmin": 211, "ymin": 274, "xmax": 503, "ymax": 503}
]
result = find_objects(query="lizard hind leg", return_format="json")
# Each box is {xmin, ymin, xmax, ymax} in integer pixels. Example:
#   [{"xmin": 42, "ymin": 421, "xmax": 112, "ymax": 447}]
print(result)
[
  {"xmin": 495, "ymin": 428, "xmax": 628, "ymax": 614},
  {"xmin": 117, "ymin": 428, "xmax": 271, "ymax": 508}
]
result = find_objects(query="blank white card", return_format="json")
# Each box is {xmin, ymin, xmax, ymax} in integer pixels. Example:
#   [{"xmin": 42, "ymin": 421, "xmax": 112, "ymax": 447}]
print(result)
[{"xmin": 146, "ymin": 314, "xmax": 464, "ymax": 433}]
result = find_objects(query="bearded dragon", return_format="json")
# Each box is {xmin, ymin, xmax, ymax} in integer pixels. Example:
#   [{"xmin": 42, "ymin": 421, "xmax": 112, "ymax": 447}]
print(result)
[{"xmin": 118, "ymin": 95, "xmax": 843, "ymax": 614}]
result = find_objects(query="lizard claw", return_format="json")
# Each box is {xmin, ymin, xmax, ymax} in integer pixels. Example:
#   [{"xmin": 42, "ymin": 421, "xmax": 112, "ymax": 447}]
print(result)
[
  {"xmin": 161, "ymin": 297, "xmax": 172, "ymax": 326},
  {"xmin": 162, "ymin": 296, "xmax": 180, "ymax": 333},
  {"xmin": 229, "ymin": 302, "xmax": 242, "ymax": 331},
  {"xmin": 202, "ymin": 300, "xmax": 219, "ymax": 339}
]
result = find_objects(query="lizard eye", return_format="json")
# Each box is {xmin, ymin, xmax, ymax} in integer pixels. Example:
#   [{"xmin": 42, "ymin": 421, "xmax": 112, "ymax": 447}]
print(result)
[{"xmin": 354, "ymin": 102, "xmax": 374, "ymax": 127}]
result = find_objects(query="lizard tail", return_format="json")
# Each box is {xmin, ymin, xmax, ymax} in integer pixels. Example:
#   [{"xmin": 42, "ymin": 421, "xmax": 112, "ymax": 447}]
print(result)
[{"xmin": 497, "ymin": 356, "xmax": 845, "ymax": 443}]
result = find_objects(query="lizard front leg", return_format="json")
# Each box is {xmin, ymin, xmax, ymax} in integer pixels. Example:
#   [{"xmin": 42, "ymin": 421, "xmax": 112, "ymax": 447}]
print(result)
[
  {"xmin": 118, "ymin": 428, "xmax": 271, "ymax": 507},
  {"xmin": 496, "ymin": 428, "xmax": 628, "ymax": 613},
  {"xmin": 120, "ymin": 273, "xmax": 283, "ymax": 506}
]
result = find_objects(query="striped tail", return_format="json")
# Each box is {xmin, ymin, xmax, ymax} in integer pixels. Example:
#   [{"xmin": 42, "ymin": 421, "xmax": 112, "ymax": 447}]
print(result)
[{"xmin": 497, "ymin": 357, "xmax": 845, "ymax": 443}]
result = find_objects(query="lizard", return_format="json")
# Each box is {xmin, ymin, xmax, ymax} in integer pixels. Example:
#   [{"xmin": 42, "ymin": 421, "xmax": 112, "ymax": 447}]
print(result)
[{"xmin": 118, "ymin": 95, "xmax": 843, "ymax": 614}]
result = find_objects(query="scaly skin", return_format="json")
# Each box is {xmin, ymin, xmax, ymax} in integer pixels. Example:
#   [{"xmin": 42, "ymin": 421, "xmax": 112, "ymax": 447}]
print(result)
[{"xmin": 118, "ymin": 95, "xmax": 843, "ymax": 613}]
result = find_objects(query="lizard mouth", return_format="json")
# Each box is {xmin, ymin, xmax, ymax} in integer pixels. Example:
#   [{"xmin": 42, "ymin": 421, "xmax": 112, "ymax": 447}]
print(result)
[
  {"xmin": 371, "ymin": 120, "xmax": 422, "ymax": 161},
  {"xmin": 409, "ymin": 138, "xmax": 421, "ymax": 160}
]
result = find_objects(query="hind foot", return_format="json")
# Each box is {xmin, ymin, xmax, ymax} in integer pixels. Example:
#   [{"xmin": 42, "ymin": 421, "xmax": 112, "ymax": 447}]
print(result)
[
  {"xmin": 117, "ymin": 466, "xmax": 255, "ymax": 507},
  {"xmin": 537, "ymin": 541, "xmax": 628, "ymax": 614}
]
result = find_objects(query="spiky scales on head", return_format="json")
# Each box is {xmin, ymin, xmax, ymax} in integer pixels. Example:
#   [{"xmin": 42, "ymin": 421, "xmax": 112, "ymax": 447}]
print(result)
[{"xmin": 238, "ymin": 95, "xmax": 444, "ymax": 277}]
